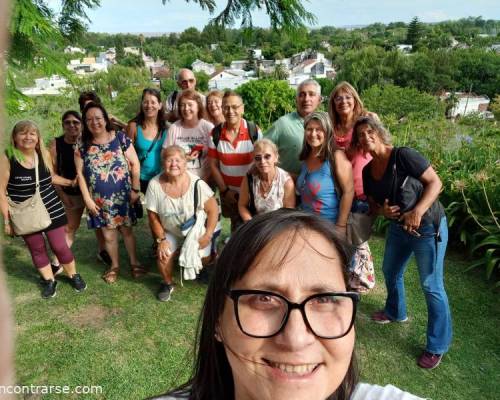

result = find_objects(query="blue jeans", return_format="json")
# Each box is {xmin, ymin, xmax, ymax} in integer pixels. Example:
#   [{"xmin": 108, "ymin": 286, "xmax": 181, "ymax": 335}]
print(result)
[{"xmin": 382, "ymin": 217, "xmax": 452, "ymax": 354}]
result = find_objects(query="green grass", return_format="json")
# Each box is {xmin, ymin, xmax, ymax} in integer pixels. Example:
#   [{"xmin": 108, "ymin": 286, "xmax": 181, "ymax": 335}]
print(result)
[{"xmin": 3, "ymin": 218, "xmax": 500, "ymax": 400}]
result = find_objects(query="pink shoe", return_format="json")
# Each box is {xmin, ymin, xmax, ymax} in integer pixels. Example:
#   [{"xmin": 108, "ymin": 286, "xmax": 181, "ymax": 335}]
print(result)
[
  {"xmin": 371, "ymin": 310, "xmax": 408, "ymax": 324},
  {"xmin": 417, "ymin": 351, "xmax": 443, "ymax": 369}
]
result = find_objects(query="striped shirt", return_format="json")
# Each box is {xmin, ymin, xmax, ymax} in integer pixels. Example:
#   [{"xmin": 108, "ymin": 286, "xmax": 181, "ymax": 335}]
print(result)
[
  {"xmin": 7, "ymin": 157, "xmax": 67, "ymax": 232},
  {"xmin": 208, "ymin": 119, "xmax": 262, "ymax": 192}
]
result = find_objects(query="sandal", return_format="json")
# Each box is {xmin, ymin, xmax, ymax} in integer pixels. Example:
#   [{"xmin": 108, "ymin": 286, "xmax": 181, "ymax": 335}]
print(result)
[
  {"xmin": 102, "ymin": 268, "xmax": 119, "ymax": 284},
  {"xmin": 131, "ymin": 264, "xmax": 147, "ymax": 279}
]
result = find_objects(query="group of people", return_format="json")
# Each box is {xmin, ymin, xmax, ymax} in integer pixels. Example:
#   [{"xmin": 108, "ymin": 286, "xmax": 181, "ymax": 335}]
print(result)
[{"xmin": 2, "ymin": 69, "xmax": 452, "ymax": 374}]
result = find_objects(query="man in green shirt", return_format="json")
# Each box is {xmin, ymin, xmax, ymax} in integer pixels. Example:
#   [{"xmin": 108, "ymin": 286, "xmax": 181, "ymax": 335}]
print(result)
[{"xmin": 265, "ymin": 79, "xmax": 322, "ymax": 176}]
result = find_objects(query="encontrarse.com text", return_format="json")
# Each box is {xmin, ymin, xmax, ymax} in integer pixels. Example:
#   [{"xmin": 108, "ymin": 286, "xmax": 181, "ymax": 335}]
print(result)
[{"xmin": 0, "ymin": 385, "xmax": 103, "ymax": 395}]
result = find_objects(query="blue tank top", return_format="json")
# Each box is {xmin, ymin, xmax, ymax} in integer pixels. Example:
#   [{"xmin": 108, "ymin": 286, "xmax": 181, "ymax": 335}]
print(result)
[
  {"xmin": 297, "ymin": 159, "xmax": 339, "ymax": 223},
  {"xmin": 135, "ymin": 125, "xmax": 166, "ymax": 181}
]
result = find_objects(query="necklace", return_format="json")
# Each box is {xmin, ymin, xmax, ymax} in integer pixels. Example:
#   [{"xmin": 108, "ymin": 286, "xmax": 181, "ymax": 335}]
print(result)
[{"xmin": 259, "ymin": 171, "xmax": 276, "ymax": 196}]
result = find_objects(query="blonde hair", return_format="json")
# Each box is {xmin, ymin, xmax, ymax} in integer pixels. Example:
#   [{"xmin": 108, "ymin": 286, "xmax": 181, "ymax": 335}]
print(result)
[
  {"xmin": 161, "ymin": 145, "xmax": 187, "ymax": 162},
  {"xmin": 253, "ymin": 138, "xmax": 278, "ymax": 157},
  {"xmin": 328, "ymin": 82, "xmax": 366, "ymax": 130},
  {"xmin": 10, "ymin": 120, "xmax": 53, "ymax": 173}
]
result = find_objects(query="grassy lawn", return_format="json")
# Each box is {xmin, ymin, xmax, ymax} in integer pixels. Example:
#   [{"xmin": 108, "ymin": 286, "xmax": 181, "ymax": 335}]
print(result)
[{"xmin": 2, "ymin": 217, "xmax": 499, "ymax": 400}]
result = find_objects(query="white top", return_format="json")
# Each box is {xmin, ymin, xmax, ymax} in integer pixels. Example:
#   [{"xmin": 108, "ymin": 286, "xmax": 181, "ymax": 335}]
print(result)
[
  {"xmin": 251, "ymin": 167, "xmax": 291, "ymax": 215},
  {"xmin": 153, "ymin": 383, "xmax": 425, "ymax": 399},
  {"xmin": 351, "ymin": 383, "xmax": 426, "ymax": 400},
  {"xmin": 163, "ymin": 120, "xmax": 214, "ymax": 178},
  {"xmin": 145, "ymin": 171, "xmax": 214, "ymax": 238}
]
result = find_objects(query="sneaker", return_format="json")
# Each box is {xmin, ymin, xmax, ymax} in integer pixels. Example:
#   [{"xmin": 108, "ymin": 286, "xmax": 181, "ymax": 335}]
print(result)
[
  {"xmin": 70, "ymin": 273, "xmax": 87, "ymax": 293},
  {"xmin": 157, "ymin": 282, "xmax": 174, "ymax": 302},
  {"xmin": 97, "ymin": 250, "xmax": 112, "ymax": 266},
  {"xmin": 417, "ymin": 351, "xmax": 443, "ymax": 369},
  {"xmin": 51, "ymin": 263, "xmax": 63, "ymax": 277},
  {"xmin": 41, "ymin": 279, "xmax": 57, "ymax": 299},
  {"xmin": 371, "ymin": 310, "xmax": 408, "ymax": 324}
]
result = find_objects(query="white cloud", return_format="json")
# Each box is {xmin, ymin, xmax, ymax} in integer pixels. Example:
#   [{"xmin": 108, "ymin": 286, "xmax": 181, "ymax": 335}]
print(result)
[{"xmin": 418, "ymin": 10, "xmax": 454, "ymax": 22}]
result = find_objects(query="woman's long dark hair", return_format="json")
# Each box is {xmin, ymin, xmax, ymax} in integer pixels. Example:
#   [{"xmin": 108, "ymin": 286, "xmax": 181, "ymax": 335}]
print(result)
[
  {"xmin": 131, "ymin": 88, "xmax": 167, "ymax": 133},
  {"xmin": 163, "ymin": 209, "xmax": 359, "ymax": 400},
  {"xmin": 81, "ymin": 102, "xmax": 113, "ymax": 144}
]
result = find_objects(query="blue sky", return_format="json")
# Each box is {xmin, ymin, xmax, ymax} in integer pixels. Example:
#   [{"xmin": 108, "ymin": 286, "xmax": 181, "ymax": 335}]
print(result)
[{"xmin": 74, "ymin": 0, "xmax": 500, "ymax": 33}]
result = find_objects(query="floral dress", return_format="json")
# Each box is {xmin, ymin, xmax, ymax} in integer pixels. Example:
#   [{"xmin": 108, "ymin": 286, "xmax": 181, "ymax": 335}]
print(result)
[{"xmin": 77, "ymin": 132, "xmax": 136, "ymax": 229}]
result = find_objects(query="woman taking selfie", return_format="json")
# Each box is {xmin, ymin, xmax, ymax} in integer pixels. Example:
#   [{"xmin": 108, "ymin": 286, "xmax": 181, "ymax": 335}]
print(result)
[{"xmin": 151, "ymin": 209, "xmax": 424, "ymax": 400}]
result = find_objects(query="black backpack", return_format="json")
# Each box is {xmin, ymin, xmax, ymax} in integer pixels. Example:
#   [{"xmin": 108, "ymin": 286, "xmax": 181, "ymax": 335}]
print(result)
[{"xmin": 212, "ymin": 120, "xmax": 258, "ymax": 149}]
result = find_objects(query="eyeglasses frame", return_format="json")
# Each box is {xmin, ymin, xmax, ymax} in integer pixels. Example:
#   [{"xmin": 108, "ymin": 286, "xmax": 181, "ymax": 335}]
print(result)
[{"xmin": 227, "ymin": 289, "xmax": 360, "ymax": 339}]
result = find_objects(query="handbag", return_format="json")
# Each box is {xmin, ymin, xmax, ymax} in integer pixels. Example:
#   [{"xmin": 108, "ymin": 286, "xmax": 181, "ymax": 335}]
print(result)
[
  {"xmin": 179, "ymin": 179, "xmax": 200, "ymax": 236},
  {"xmin": 8, "ymin": 154, "xmax": 52, "ymax": 235},
  {"xmin": 391, "ymin": 148, "xmax": 443, "ymax": 232},
  {"xmin": 347, "ymin": 212, "xmax": 373, "ymax": 246},
  {"xmin": 329, "ymin": 154, "xmax": 373, "ymax": 245}
]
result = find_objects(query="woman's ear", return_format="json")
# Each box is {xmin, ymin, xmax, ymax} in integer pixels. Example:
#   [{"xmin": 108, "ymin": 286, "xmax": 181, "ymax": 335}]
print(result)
[{"xmin": 214, "ymin": 324, "xmax": 222, "ymax": 342}]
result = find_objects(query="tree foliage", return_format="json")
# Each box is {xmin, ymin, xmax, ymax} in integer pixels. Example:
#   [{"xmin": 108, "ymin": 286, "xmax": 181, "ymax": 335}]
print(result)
[
  {"xmin": 362, "ymin": 84, "xmax": 444, "ymax": 120},
  {"xmin": 406, "ymin": 16, "xmax": 423, "ymax": 47},
  {"xmin": 236, "ymin": 79, "xmax": 295, "ymax": 130}
]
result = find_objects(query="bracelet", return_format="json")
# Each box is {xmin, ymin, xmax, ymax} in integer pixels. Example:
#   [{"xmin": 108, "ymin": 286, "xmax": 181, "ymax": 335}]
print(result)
[
  {"xmin": 4, "ymin": 219, "xmax": 10, "ymax": 225},
  {"xmin": 131, "ymin": 188, "xmax": 140, "ymax": 193}
]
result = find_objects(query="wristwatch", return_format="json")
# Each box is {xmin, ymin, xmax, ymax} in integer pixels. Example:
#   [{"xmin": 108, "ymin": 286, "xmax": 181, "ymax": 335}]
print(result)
[{"xmin": 156, "ymin": 237, "xmax": 166, "ymax": 244}]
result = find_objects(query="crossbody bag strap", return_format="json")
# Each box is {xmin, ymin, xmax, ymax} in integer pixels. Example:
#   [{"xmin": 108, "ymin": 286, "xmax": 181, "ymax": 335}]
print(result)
[
  {"xmin": 390, "ymin": 147, "xmax": 399, "ymax": 205},
  {"xmin": 139, "ymin": 127, "xmax": 163, "ymax": 163},
  {"xmin": 193, "ymin": 179, "xmax": 200, "ymax": 211}
]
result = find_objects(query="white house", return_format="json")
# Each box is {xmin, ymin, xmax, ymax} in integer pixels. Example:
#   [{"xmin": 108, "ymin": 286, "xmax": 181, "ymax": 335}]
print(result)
[
  {"xmin": 208, "ymin": 71, "xmax": 254, "ymax": 90},
  {"xmin": 191, "ymin": 59, "xmax": 216, "ymax": 75},
  {"xmin": 230, "ymin": 60, "xmax": 248, "ymax": 70},
  {"xmin": 443, "ymin": 92, "xmax": 490, "ymax": 118},
  {"xmin": 21, "ymin": 75, "xmax": 68, "ymax": 96},
  {"xmin": 396, "ymin": 44, "xmax": 413, "ymax": 53},
  {"xmin": 124, "ymin": 46, "xmax": 140, "ymax": 56},
  {"xmin": 64, "ymin": 46, "xmax": 84, "ymax": 54},
  {"xmin": 67, "ymin": 57, "xmax": 108, "ymax": 75}
]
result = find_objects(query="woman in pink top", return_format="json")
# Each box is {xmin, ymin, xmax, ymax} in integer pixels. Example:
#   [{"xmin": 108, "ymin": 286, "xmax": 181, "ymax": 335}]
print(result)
[
  {"xmin": 328, "ymin": 81, "xmax": 376, "ymax": 292},
  {"xmin": 163, "ymin": 89, "xmax": 214, "ymax": 182}
]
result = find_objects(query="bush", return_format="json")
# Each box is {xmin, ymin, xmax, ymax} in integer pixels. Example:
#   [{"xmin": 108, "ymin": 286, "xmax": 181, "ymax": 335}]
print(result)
[
  {"xmin": 236, "ymin": 79, "xmax": 295, "ymax": 130},
  {"xmin": 363, "ymin": 84, "xmax": 445, "ymax": 120}
]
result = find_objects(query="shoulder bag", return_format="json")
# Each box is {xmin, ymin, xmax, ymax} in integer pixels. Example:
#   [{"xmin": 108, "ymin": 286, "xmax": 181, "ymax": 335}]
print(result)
[
  {"xmin": 8, "ymin": 154, "xmax": 52, "ymax": 235},
  {"xmin": 329, "ymin": 153, "xmax": 373, "ymax": 245}
]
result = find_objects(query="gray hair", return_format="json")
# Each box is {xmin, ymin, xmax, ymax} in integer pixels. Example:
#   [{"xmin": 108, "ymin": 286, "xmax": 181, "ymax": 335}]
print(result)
[
  {"xmin": 351, "ymin": 116, "xmax": 392, "ymax": 148},
  {"xmin": 176, "ymin": 68, "xmax": 195, "ymax": 82},
  {"xmin": 297, "ymin": 79, "xmax": 321, "ymax": 97}
]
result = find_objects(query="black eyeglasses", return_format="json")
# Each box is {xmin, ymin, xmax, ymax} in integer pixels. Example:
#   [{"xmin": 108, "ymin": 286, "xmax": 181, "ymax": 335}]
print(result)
[{"xmin": 228, "ymin": 289, "xmax": 360, "ymax": 339}]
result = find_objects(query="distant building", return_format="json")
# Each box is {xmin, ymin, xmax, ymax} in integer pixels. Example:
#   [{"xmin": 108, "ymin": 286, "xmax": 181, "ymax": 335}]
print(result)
[
  {"xmin": 230, "ymin": 60, "xmax": 248, "ymax": 70},
  {"xmin": 443, "ymin": 92, "xmax": 490, "ymax": 118},
  {"xmin": 208, "ymin": 71, "xmax": 254, "ymax": 90},
  {"xmin": 67, "ymin": 57, "xmax": 108, "ymax": 75},
  {"xmin": 490, "ymin": 44, "xmax": 500, "ymax": 53},
  {"xmin": 396, "ymin": 44, "xmax": 413, "ymax": 53},
  {"xmin": 64, "ymin": 46, "xmax": 84, "ymax": 54},
  {"xmin": 192, "ymin": 59, "xmax": 216, "ymax": 75},
  {"xmin": 124, "ymin": 47, "xmax": 140, "ymax": 56},
  {"xmin": 21, "ymin": 75, "xmax": 68, "ymax": 96}
]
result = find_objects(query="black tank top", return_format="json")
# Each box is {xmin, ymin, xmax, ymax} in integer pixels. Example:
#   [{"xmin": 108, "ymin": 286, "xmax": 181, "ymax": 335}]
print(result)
[
  {"xmin": 7, "ymin": 156, "xmax": 67, "ymax": 232},
  {"xmin": 55, "ymin": 135, "xmax": 81, "ymax": 195}
]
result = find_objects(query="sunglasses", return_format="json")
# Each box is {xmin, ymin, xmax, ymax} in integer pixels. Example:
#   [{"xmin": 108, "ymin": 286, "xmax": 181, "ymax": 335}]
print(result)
[
  {"xmin": 63, "ymin": 120, "xmax": 81, "ymax": 126},
  {"xmin": 180, "ymin": 79, "xmax": 195, "ymax": 85},
  {"xmin": 254, "ymin": 154, "xmax": 272, "ymax": 162}
]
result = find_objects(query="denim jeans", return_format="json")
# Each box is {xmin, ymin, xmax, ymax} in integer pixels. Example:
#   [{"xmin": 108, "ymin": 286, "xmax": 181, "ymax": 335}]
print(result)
[{"xmin": 382, "ymin": 217, "xmax": 452, "ymax": 354}]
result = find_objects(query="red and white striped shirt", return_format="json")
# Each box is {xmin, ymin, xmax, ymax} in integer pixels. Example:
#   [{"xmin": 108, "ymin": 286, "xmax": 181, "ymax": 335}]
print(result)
[{"xmin": 208, "ymin": 119, "xmax": 262, "ymax": 192}]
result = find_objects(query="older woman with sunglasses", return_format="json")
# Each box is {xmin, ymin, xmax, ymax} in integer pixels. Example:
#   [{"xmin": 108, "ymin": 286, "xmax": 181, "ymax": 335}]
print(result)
[
  {"xmin": 238, "ymin": 139, "xmax": 295, "ymax": 221},
  {"xmin": 352, "ymin": 116, "xmax": 452, "ymax": 370},
  {"xmin": 151, "ymin": 209, "xmax": 425, "ymax": 400}
]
